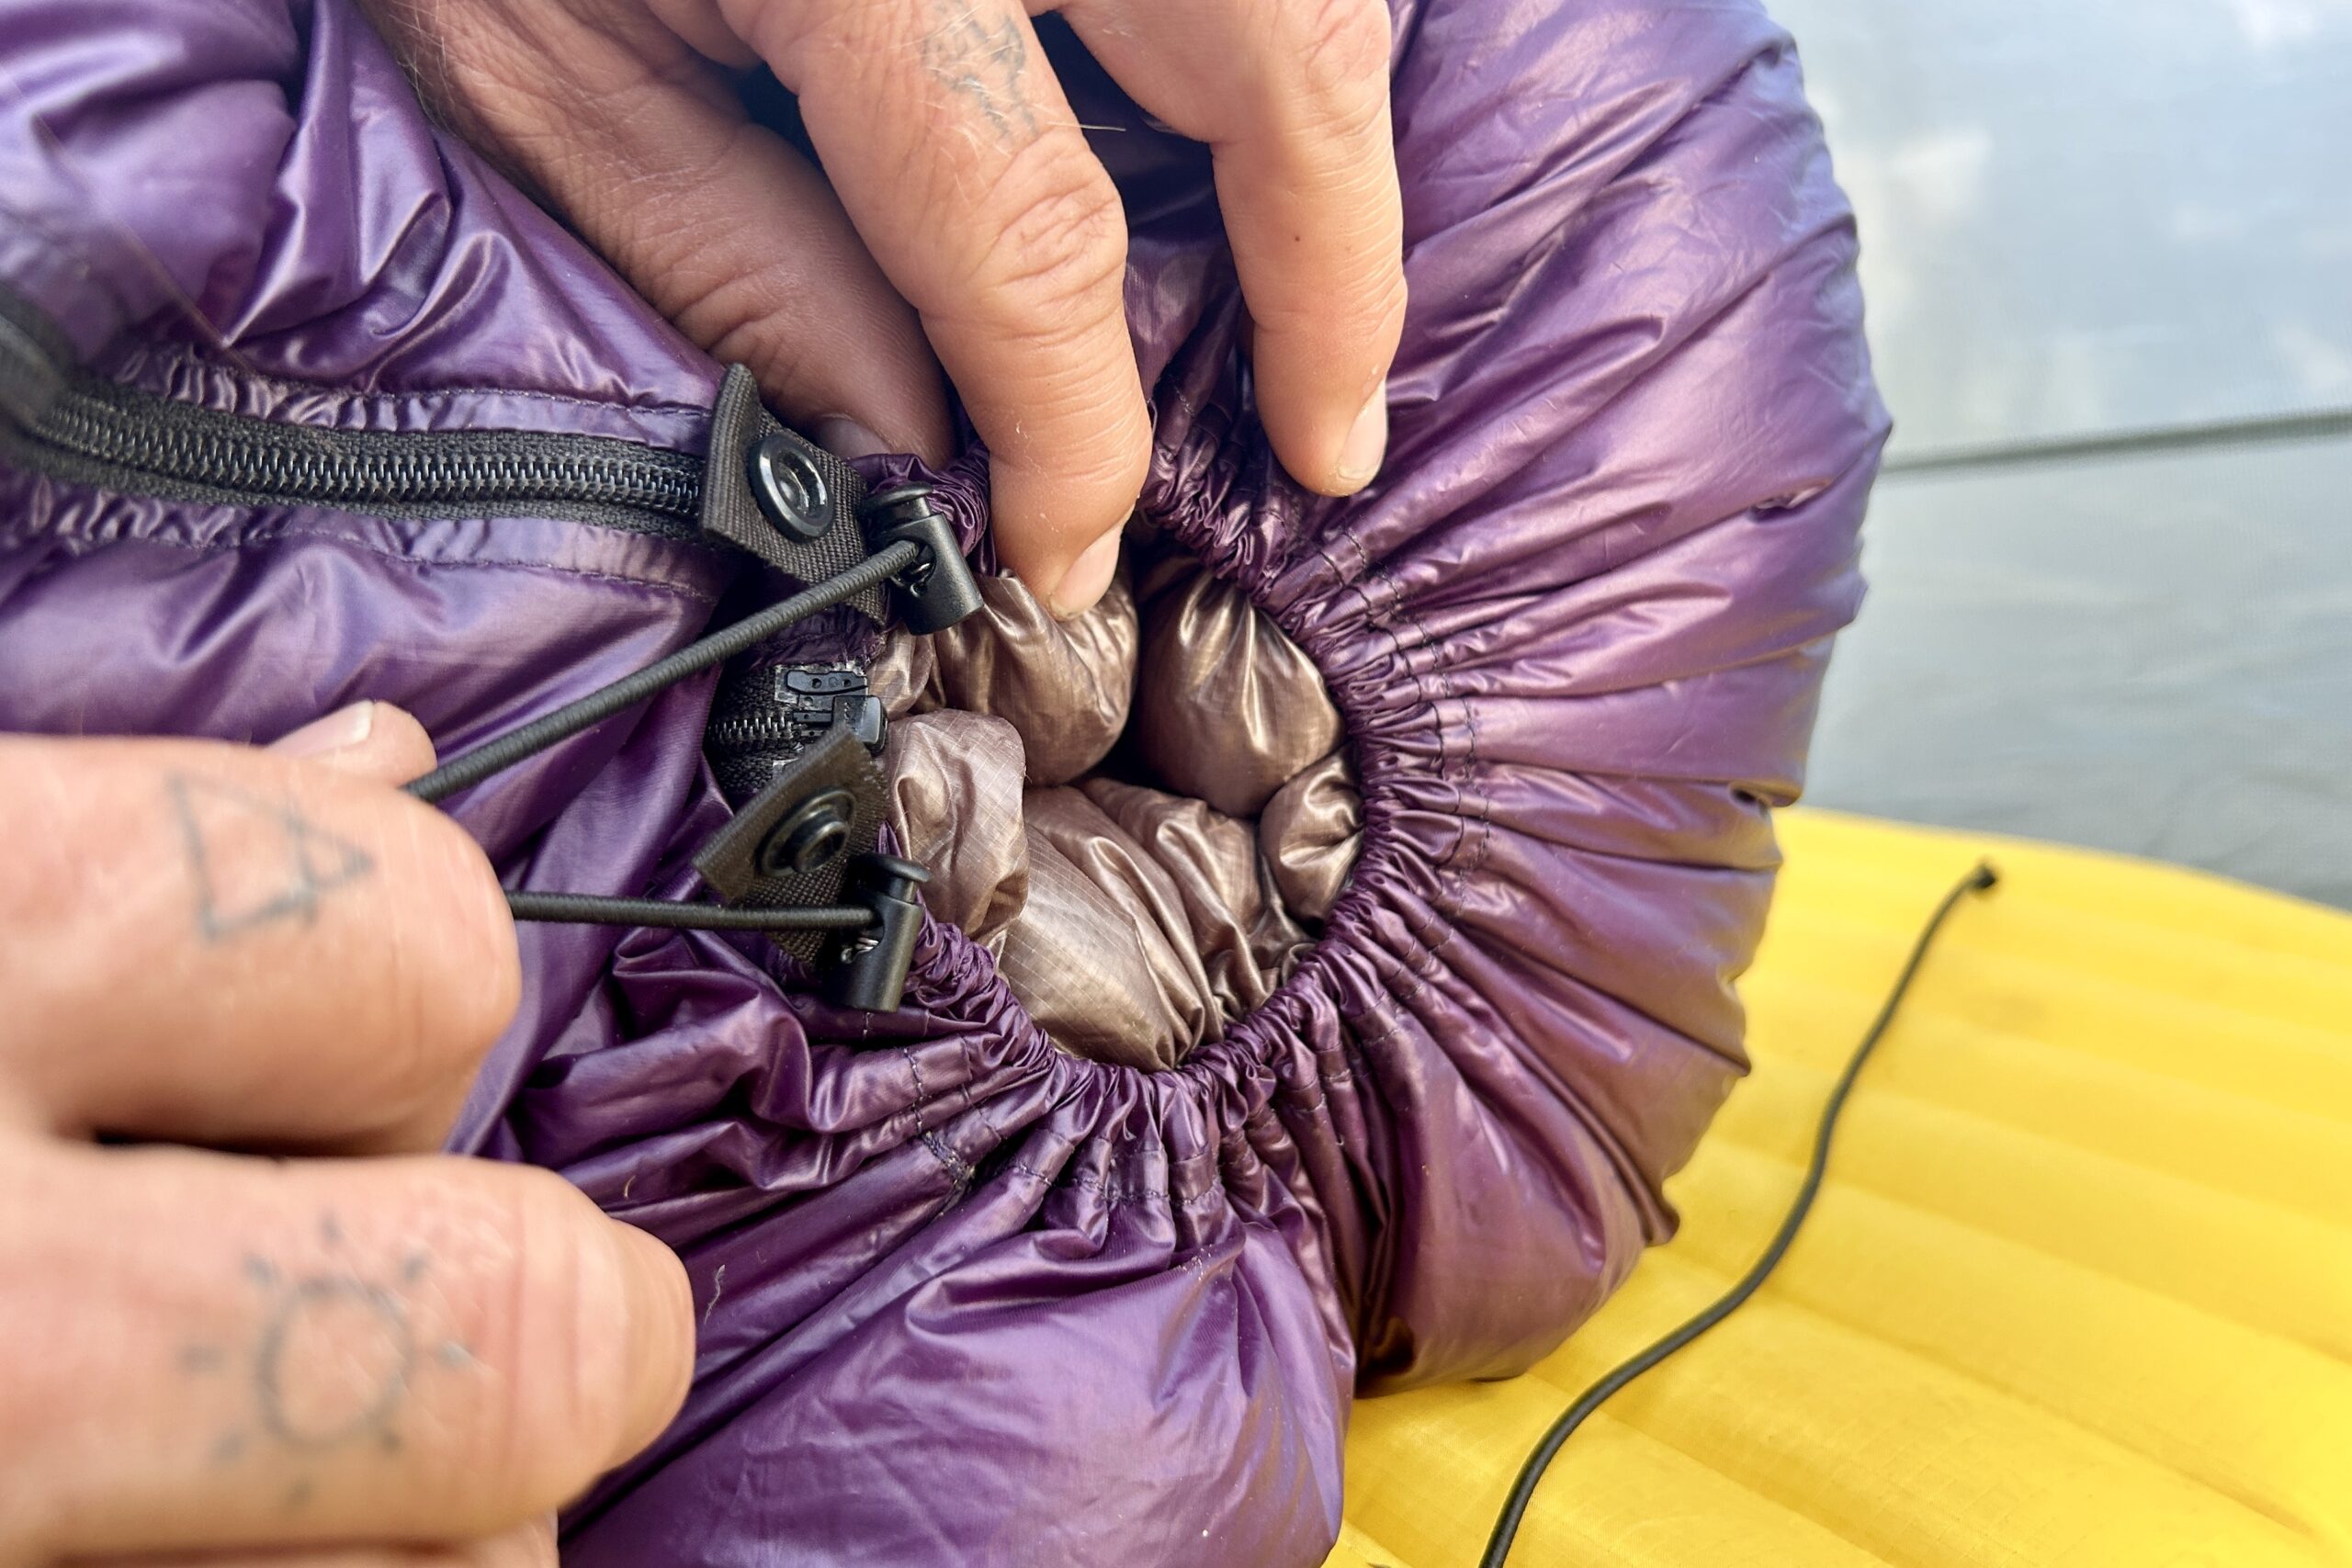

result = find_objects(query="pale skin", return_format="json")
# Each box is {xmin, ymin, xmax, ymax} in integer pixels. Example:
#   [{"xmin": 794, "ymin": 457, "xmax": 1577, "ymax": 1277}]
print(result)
[
  {"xmin": 0, "ymin": 704, "xmax": 692, "ymax": 1566},
  {"xmin": 359, "ymin": 0, "xmax": 1408, "ymax": 614},
  {"xmin": 2, "ymin": 4, "xmax": 1403, "ymax": 1556}
]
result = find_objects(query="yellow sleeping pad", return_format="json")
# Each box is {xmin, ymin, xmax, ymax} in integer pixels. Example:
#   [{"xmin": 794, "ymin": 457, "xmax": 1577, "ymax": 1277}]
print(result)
[{"xmin": 1329, "ymin": 808, "xmax": 2352, "ymax": 1568}]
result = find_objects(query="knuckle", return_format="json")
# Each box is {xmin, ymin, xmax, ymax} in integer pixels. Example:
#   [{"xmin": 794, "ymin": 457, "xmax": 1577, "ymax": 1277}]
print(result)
[
  {"xmin": 646, "ymin": 251, "xmax": 827, "ymax": 404},
  {"xmin": 436, "ymin": 1169, "xmax": 639, "ymax": 1511},
  {"xmin": 969, "ymin": 141, "xmax": 1129, "ymax": 321},
  {"xmin": 1348, "ymin": 257, "xmax": 1411, "ymax": 344},
  {"xmin": 1292, "ymin": 0, "xmax": 1393, "ymax": 136}
]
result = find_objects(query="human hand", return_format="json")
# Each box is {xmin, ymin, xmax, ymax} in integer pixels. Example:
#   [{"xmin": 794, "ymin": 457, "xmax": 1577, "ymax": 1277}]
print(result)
[
  {"xmin": 362, "ymin": 0, "xmax": 1407, "ymax": 615},
  {"xmin": 0, "ymin": 705, "xmax": 693, "ymax": 1566}
]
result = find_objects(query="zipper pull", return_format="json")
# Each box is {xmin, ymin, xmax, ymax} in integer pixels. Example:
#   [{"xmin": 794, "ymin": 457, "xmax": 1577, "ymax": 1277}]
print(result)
[
  {"xmin": 780, "ymin": 667, "xmax": 886, "ymax": 753},
  {"xmin": 705, "ymin": 662, "xmax": 886, "ymax": 807}
]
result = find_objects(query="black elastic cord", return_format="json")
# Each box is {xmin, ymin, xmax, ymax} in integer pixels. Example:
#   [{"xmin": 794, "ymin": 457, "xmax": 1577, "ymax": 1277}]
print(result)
[
  {"xmin": 405, "ymin": 540, "xmax": 918, "ymax": 805},
  {"xmin": 1479, "ymin": 858, "xmax": 2000, "ymax": 1567},
  {"xmin": 506, "ymin": 891, "xmax": 872, "ymax": 931}
]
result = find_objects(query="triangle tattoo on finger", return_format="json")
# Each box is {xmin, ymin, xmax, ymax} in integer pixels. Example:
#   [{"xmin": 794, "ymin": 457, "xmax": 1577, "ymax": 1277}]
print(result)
[{"xmin": 167, "ymin": 773, "xmax": 376, "ymax": 942}]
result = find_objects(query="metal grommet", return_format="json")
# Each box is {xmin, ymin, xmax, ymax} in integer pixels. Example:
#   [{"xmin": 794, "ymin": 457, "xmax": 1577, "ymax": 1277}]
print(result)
[
  {"xmin": 748, "ymin": 434, "xmax": 832, "ymax": 542},
  {"xmin": 758, "ymin": 786, "xmax": 855, "ymax": 876}
]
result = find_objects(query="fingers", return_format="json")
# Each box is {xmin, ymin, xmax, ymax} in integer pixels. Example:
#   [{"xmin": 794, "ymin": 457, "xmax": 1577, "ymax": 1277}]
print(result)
[
  {"xmin": 369, "ymin": 0, "xmax": 1396, "ymax": 623},
  {"xmin": 359, "ymin": 0, "xmax": 952, "ymax": 464},
  {"xmin": 0, "ymin": 1144, "xmax": 688, "ymax": 1561},
  {"xmin": 96, "ymin": 1515, "xmax": 555, "ymax": 1567},
  {"xmin": 0, "ymin": 733, "xmax": 518, "ymax": 1154},
  {"xmin": 752, "ymin": 0, "xmax": 1153, "ymax": 614},
  {"xmin": 268, "ymin": 702, "xmax": 439, "ymax": 786},
  {"xmin": 1060, "ymin": 0, "xmax": 1406, "ymax": 497}
]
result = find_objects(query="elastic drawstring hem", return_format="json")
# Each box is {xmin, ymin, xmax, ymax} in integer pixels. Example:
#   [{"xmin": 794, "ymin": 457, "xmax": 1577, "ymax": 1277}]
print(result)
[{"xmin": 402, "ymin": 481, "xmax": 974, "ymax": 1012}]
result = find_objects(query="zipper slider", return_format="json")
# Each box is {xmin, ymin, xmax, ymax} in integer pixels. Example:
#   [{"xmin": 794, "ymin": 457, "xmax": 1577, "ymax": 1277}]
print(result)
[
  {"xmin": 705, "ymin": 661, "xmax": 886, "ymax": 806},
  {"xmin": 777, "ymin": 667, "xmax": 886, "ymax": 753}
]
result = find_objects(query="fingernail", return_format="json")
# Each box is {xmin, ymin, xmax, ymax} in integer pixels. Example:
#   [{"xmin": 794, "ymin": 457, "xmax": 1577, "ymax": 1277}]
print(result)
[
  {"xmin": 809, "ymin": 414, "xmax": 891, "ymax": 461},
  {"xmin": 268, "ymin": 701, "xmax": 375, "ymax": 760},
  {"xmin": 607, "ymin": 1223, "xmax": 694, "ymax": 1469},
  {"xmin": 1047, "ymin": 527, "xmax": 1125, "ymax": 619},
  {"xmin": 1335, "ymin": 381, "xmax": 1388, "ymax": 491}
]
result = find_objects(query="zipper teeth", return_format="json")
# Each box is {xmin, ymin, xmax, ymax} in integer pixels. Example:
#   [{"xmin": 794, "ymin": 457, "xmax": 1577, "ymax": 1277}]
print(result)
[
  {"xmin": 37, "ymin": 385, "xmax": 703, "ymax": 520},
  {"xmin": 705, "ymin": 709, "xmax": 800, "ymax": 750}
]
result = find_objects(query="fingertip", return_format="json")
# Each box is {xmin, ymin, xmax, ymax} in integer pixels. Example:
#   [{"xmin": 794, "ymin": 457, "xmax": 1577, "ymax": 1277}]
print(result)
[
  {"xmin": 1251, "ymin": 272, "xmax": 1406, "ymax": 497},
  {"xmin": 985, "ymin": 389, "xmax": 1151, "ymax": 614},
  {"xmin": 1333, "ymin": 378, "xmax": 1389, "ymax": 494},
  {"xmin": 605, "ymin": 1221, "xmax": 694, "ymax": 1471},
  {"xmin": 359, "ymin": 703, "xmax": 442, "ymax": 781},
  {"xmin": 268, "ymin": 700, "xmax": 375, "ymax": 759},
  {"xmin": 1258, "ymin": 351, "xmax": 1398, "ymax": 498},
  {"xmin": 385, "ymin": 760, "xmax": 521, "ymax": 1075},
  {"xmin": 1047, "ymin": 525, "xmax": 1127, "ymax": 619},
  {"xmin": 810, "ymin": 414, "xmax": 892, "ymax": 462},
  {"xmin": 763, "ymin": 327, "xmax": 955, "ymax": 468},
  {"xmin": 1207, "ymin": 68, "xmax": 1408, "ymax": 498},
  {"xmin": 268, "ymin": 701, "xmax": 440, "ymax": 784},
  {"xmin": 346, "ymin": 723, "xmax": 522, "ymax": 1100},
  {"xmin": 262, "ymin": 700, "xmax": 518, "ymax": 1115},
  {"xmin": 499, "ymin": 1514, "xmax": 563, "ymax": 1568}
]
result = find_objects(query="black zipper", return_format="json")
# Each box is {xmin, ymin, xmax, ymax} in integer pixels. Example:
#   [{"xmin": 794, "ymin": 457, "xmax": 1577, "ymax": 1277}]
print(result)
[
  {"xmin": 706, "ymin": 664, "xmax": 885, "ymax": 805},
  {"xmin": 0, "ymin": 306, "xmax": 703, "ymax": 536},
  {"xmin": 705, "ymin": 704, "xmax": 805, "ymax": 751}
]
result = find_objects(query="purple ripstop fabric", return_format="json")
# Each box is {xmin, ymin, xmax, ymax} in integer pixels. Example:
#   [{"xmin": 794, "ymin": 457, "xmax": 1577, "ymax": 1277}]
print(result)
[{"xmin": 0, "ymin": 1, "xmax": 1883, "ymax": 1562}]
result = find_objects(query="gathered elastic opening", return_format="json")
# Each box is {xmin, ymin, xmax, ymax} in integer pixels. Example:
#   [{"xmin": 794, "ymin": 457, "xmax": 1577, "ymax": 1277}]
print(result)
[{"xmin": 876, "ymin": 525, "xmax": 1366, "ymax": 1072}]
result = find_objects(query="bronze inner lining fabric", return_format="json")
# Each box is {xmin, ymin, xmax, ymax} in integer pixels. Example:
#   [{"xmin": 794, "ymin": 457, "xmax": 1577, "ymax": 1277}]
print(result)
[{"xmin": 880, "ymin": 535, "xmax": 1363, "ymax": 1069}]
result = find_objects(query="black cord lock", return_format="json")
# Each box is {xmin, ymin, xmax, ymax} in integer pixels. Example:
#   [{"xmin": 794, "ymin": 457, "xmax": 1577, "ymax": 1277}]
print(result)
[
  {"xmin": 862, "ymin": 483, "xmax": 982, "ymax": 634},
  {"xmin": 409, "ymin": 367, "xmax": 982, "ymax": 1018},
  {"xmin": 822, "ymin": 855, "xmax": 930, "ymax": 1012}
]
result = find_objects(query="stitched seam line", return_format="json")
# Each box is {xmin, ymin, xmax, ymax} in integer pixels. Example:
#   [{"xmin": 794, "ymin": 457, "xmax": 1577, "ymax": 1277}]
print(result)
[
  {"xmin": 1, "ymin": 515, "xmax": 718, "ymax": 600},
  {"xmin": 120, "ymin": 339, "xmax": 714, "ymax": 423}
]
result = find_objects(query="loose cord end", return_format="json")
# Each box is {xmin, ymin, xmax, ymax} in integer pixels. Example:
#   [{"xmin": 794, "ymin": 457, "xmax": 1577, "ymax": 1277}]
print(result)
[{"xmin": 1478, "ymin": 855, "xmax": 1999, "ymax": 1566}]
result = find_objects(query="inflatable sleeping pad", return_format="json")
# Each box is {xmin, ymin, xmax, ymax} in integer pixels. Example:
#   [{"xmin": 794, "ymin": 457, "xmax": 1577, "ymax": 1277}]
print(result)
[
  {"xmin": 0, "ymin": 0, "xmax": 1883, "ymax": 1560},
  {"xmin": 1333, "ymin": 810, "xmax": 2352, "ymax": 1566}
]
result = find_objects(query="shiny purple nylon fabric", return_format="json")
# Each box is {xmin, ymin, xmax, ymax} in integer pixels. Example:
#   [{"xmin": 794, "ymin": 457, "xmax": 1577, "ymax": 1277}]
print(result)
[{"xmin": 0, "ymin": 0, "xmax": 1882, "ymax": 1561}]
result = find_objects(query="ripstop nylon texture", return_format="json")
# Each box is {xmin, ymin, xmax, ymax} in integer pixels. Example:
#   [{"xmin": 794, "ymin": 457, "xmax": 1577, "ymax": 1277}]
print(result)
[{"xmin": 0, "ymin": 1, "xmax": 1884, "ymax": 1561}]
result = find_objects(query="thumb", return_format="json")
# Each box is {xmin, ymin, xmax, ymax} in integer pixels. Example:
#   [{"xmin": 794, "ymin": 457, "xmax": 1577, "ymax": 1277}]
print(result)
[{"xmin": 268, "ymin": 702, "xmax": 439, "ymax": 785}]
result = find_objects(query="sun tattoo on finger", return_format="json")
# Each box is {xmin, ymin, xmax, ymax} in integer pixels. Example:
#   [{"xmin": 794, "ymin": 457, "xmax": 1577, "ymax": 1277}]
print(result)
[{"xmin": 179, "ymin": 1213, "xmax": 475, "ymax": 1510}]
